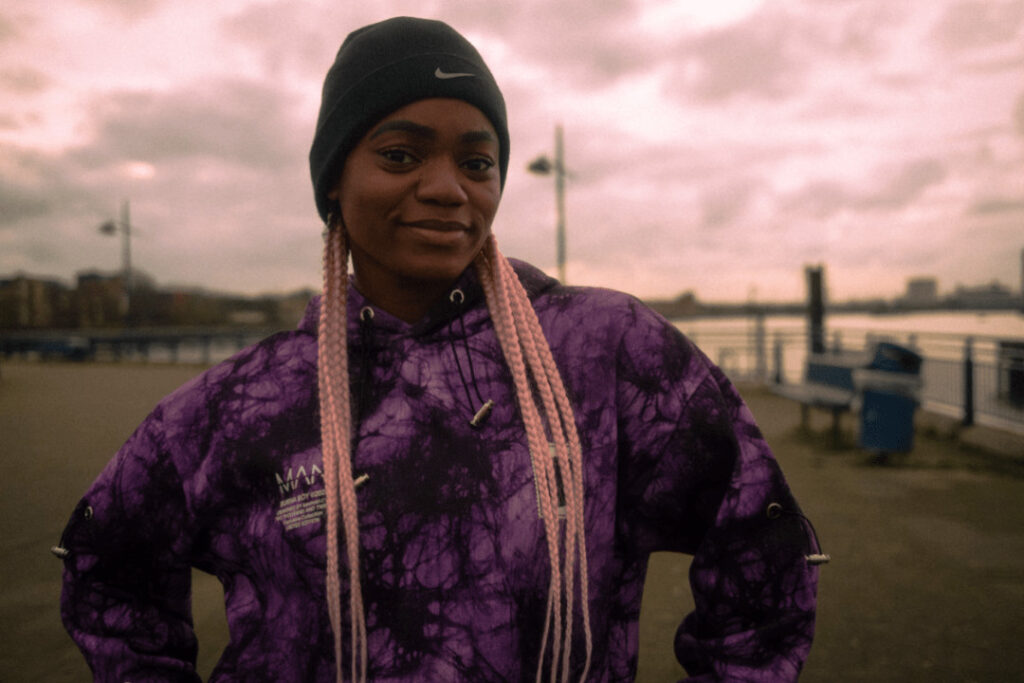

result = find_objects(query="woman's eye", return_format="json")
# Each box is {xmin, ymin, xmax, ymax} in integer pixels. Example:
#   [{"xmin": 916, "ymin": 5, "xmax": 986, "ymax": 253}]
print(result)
[
  {"xmin": 463, "ymin": 157, "xmax": 495, "ymax": 172},
  {"xmin": 379, "ymin": 148, "xmax": 416, "ymax": 165}
]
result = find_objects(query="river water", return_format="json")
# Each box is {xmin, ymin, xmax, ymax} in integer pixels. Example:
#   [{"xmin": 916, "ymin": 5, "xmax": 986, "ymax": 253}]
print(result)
[
  {"xmin": 676, "ymin": 310, "xmax": 1024, "ymax": 345},
  {"xmin": 673, "ymin": 310, "xmax": 1024, "ymax": 435}
]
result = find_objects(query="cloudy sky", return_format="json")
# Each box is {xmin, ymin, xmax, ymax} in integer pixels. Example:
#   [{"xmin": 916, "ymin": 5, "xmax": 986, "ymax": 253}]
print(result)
[{"xmin": 2, "ymin": 0, "xmax": 1022, "ymax": 302}]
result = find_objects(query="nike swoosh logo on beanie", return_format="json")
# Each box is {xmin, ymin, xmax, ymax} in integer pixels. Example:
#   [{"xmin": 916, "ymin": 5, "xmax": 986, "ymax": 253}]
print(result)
[{"xmin": 435, "ymin": 67, "xmax": 475, "ymax": 79}]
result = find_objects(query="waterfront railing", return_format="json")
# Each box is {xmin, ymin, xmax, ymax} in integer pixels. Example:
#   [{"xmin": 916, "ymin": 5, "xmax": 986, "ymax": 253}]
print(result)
[{"xmin": 674, "ymin": 319, "xmax": 1024, "ymax": 435}]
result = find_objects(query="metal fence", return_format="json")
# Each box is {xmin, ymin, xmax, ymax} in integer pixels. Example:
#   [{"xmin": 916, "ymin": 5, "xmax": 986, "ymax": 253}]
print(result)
[
  {"xmin": 675, "ymin": 318, "xmax": 1024, "ymax": 436},
  {"xmin": 0, "ymin": 328, "xmax": 275, "ymax": 365}
]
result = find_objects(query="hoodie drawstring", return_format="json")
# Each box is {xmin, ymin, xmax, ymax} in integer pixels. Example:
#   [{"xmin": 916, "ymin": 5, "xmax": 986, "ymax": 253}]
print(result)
[
  {"xmin": 447, "ymin": 288, "xmax": 494, "ymax": 428},
  {"xmin": 353, "ymin": 306, "xmax": 375, "ymax": 427}
]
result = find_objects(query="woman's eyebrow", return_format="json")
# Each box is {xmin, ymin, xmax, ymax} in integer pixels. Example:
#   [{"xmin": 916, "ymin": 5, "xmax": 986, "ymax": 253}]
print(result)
[
  {"xmin": 460, "ymin": 130, "xmax": 496, "ymax": 145},
  {"xmin": 368, "ymin": 121, "xmax": 496, "ymax": 145},
  {"xmin": 369, "ymin": 120, "xmax": 434, "ymax": 140}
]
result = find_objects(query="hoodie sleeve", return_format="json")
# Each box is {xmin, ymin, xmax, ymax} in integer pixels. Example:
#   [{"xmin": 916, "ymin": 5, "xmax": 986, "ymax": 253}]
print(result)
[
  {"xmin": 614, "ymin": 304, "xmax": 818, "ymax": 682},
  {"xmin": 58, "ymin": 407, "xmax": 202, "ymax": 683}
]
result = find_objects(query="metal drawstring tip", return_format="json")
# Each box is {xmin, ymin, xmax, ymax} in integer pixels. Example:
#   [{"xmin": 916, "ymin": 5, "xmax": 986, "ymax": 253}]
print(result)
[
  {"xmin": 353, "ymin": 473, "xmax": 370, "ymax": 489},
  {"xmin": 50, "ymin": 546, "xmax": 71, "ymax": 560},
  {"xmin": 805, "ymin": 553, "xmax": 831, "ymax": 566},
  {"xmin": 469, "ymin": 399, "xmax": 495, "ymax": 429}
]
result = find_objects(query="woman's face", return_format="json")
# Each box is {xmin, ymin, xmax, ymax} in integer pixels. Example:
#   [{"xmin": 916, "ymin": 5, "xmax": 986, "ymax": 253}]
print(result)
[{"xmin": 330, "ymin": 98, "xmax": 502, "ymax": 302}]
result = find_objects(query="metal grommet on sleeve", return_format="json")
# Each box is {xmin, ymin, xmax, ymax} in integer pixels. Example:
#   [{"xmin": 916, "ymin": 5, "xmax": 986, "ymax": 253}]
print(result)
[
  {"xmin": 52, "ymin": 500, "xmax": 94, "ymax": 561},
  {"xmin": 765, "ymin": 502, "xmax": 832, "ymax": 566}
]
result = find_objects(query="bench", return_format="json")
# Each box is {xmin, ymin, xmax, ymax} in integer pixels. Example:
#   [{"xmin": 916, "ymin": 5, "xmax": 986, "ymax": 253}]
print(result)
[{"xmin": 773, "ymin": 351, "xmax": 868, "ymax": 445}]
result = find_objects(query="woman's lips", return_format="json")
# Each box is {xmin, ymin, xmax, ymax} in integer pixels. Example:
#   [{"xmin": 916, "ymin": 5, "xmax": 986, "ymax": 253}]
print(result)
[
  {"xmin": 402, "ymin": 220, "xmax": 473, "ymax": 246},
  {"xmin": 402, "ymin": 219, "xmax": 470, "ymax": 232}
]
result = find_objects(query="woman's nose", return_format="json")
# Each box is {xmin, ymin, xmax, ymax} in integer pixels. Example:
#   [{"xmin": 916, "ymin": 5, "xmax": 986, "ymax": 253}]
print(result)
[{"xmin": 415, "ymin": 157, "xmax": 468, "ymax": 205}]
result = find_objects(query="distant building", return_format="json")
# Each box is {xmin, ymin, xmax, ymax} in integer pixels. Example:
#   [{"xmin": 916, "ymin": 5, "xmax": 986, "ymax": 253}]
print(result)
[
  {"xmin": 947, "ymin": 281, "xmax": 1017, "ymax": 309},
  {"xmin": 0, "ymin": 274, "xmax": 74, "ymax": 329},
  {"xmin": 903, "ymin": 277, "xmax": 938, "ymax": 307},
  {"xmin": 75, "ymin": 271, "xmax": 128, "ymax": 327},
  {"xmin": 646, "ymin": 291, "xmax": 700, "ymax": 319},
  {"xmin": 276, "ymin": 289, "xmax": 317, "ymax": 327}
]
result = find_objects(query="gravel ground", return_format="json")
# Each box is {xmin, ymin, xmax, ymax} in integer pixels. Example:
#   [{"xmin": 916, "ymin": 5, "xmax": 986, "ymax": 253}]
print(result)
[{"xmin": 2, "ymin": 361, "xmax": 1021, "ymax": 681}]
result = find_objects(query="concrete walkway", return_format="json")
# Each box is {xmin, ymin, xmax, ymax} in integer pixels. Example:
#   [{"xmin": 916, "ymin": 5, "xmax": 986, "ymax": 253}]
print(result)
[
  {"xmin": 641, "ymin": 385, "xmax": 1024, "ymax": 682},
  {"xmin": 2, "ymin": 362, "xmax": 1022, "ymax": 681}
]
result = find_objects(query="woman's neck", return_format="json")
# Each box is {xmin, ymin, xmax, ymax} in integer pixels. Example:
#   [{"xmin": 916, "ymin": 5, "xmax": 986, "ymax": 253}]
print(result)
[{"xmin": 351, "ymin": 272, "xmax": 454, "ymax": 324}]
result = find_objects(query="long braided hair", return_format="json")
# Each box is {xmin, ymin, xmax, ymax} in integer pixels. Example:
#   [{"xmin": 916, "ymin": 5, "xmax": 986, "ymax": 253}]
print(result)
[{"xmin": 317, "ymin": 217, "xmax": 592, "ymax": 682}]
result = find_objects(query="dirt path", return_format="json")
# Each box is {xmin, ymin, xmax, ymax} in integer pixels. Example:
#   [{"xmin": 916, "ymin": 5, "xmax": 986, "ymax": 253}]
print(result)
[{"xmin": 741, "ymin": 387, "xmax": 1024, "ymax": 682}]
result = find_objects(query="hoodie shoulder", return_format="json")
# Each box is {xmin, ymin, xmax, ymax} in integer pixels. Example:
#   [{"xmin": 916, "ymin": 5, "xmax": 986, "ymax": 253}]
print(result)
[
  {"xmin": 507, "ymin": 258, "xmax": 656, "ymax": 320},
  {"xmin": 511, "ymin": 262, "xmax": 692, "ymax": 373},
  {"xmin": 507, "ymin": 259, "xmax": 559, "ymax": 299},
  {"xmin": 153, "ymin": 324, "xmax": 318, "ymax": 446}
]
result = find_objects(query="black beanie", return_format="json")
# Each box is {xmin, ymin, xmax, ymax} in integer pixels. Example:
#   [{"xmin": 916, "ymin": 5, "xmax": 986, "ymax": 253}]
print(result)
[{"xmin": 309, "ymin": 17, "xmax": 509, "ymax": 223}]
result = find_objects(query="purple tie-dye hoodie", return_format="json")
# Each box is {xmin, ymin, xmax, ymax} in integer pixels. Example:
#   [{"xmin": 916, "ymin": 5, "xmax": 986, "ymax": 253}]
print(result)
[{"xmin": 59, "ymin": 260, "xmax": 818, "ymax": 682}]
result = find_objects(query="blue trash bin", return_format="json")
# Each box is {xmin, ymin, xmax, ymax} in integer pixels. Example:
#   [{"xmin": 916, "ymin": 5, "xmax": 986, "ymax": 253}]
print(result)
[
  {"xmin": 869, "ymin": 341, "xmax": 923, "ymax": 374},
  {"xmin": 855, "ymin": 343, "xmax": 923, "ymax": 453}
]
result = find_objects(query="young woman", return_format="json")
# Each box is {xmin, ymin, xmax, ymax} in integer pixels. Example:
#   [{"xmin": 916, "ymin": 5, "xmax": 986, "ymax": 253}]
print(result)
[{"xmin": 58, "ymin": 17, "xmax": 820, "ymax": 683}]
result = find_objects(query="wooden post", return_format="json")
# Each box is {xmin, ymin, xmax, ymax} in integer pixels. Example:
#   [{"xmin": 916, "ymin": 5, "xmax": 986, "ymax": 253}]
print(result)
[
  {"xmin": 806, "ymin": 265, "xmax": 825, "ymax": 354},
  {"xmin": 773, "ymin": 334, "xmax": 784, "ymax": 385},
  {"xmin": 753, "ymin": 310, "xmax": 766, "ymax": 381},
  {"xmin": 963, "ymin": 337, "xmax": 974, "ymax": 427}
]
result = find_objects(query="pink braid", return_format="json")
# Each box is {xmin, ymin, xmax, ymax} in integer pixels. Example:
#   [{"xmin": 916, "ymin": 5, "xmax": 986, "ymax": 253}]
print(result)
[
  {"xmin": 318, "ymin": 225, "xmax": 589, "ymax": 683},
  {"xmin": 536, "ymin": 324, "xmax": 593, "ymax": 683},
  {"xmin": 476, "ymin": 243, "xmax": 563, "ymax": 680},
  {"xmin": 496, "ymin": 255, "xmax": 572, "ymax": 669},
  {"xmin": 318, "ymin": 221, "xmax": 368, "ymax": 683},
  {"xmin": 495, "ymin": 251, "xmax": 583, "ymax": 682},
  {"xmin": 475, "ymin": 235, "xmax": 593, "ymax": 682},
  {"xmin": 498, "ymin": 253, "xmax": 593, "ymax": 681},
  {"xmin": 498, "ymin": 254, "xmax": 581, "ymax": 682},
  {"xmin": 491, "ymin": 247, "xmax": 568, "ymax": 683}
]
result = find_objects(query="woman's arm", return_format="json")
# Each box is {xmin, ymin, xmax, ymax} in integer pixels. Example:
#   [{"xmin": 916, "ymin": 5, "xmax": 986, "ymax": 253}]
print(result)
[
  {"xmin": 615, "ymin": 305, "xmax": 818, "ymax": 681},
  {"xmin": 58, "ymin": 412, "xmax": 202, "ymax": 683}
]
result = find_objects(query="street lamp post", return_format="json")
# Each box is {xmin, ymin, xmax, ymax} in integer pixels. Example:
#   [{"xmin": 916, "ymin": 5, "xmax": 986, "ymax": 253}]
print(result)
[
  {"xmin": 99, "ymin": 199, "xmax": 133, "ymax": 323},
  {"xmin": 528, "ymin": 125, "xmax": 567, "ymax": 284}
]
